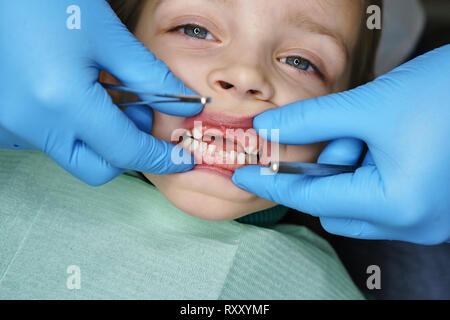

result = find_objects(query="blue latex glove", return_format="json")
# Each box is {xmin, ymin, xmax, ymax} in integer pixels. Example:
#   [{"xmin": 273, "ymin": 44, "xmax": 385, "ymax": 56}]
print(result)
[
  {"xmin": 233, "ymin": 45, "xmax": 450, "ymax": 245},
  {"xmin": 0, "ymin": 0, "xmax": 202, "ymax": 185}
]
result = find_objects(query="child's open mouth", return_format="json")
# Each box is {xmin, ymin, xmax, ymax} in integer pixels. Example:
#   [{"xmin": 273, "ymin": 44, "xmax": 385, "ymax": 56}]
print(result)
[{"xmin": 171, "ymin": 112, "xmax": 272, "ymax": 177}]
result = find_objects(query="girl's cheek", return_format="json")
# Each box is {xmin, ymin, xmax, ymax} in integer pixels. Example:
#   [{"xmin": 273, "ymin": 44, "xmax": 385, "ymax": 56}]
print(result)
[
  {"xmin": 282, "ymin": 143, "xmax": 327, "ymax": 162},
  {"xmin": 150, "ymin": 112, "xmax": 169, "ymax": 139},
  {"xmin": 151, "ymin": 111, "xmax": 185, "ymax": 142}
]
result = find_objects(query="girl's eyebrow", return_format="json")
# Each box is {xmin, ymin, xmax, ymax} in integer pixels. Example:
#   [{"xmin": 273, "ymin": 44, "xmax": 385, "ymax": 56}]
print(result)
[
  {"xmin": 284, "ymin": 11, "xmax": 349, "ymax": 61},
  {"xmin": 154, "ymin": 0, "xmax": 236, "ymax": 12},
  {"xmin": 158, "ymin": 0, "xmax": 347, "ymax": 61},
  {"xmin": 159, "ymin": 0, "xmax": 236, "ymax": 7}
]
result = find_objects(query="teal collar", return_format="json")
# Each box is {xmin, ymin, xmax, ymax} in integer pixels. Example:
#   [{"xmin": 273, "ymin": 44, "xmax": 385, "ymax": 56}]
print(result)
[{"xmin": 235, "ymin": 205, "xmax": 289, "ymax": 227}]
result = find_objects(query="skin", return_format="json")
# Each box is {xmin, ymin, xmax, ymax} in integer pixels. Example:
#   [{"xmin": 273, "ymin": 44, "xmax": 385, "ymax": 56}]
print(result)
[{"xmin": 117, "ymin": 0, "xmax": 363, "ymax": 220}]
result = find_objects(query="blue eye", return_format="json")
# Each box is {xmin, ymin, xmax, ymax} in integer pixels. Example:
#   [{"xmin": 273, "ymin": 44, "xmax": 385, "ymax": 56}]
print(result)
[
  {"xmin": 281, "ymin": 56, "xmax": 314, "ymax": 72},
  {"xmin": 176, "ymin": 24, "xmax": 215, "ymax": 40},
  {"xmin": 280, "ymin": 56, "xmax": 325, "ymax": 80}
]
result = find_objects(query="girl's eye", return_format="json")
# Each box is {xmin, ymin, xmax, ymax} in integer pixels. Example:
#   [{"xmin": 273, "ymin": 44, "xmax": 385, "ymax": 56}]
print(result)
[
  {"xmin": 280, "ymin": 56, "xmax": 315, "ymax": 72},
  {"xmin": 279, "ymin": 56, "xmax": 325, "ymax": 80},
  {"xmin": 174, "ymin": 24, "xmax": 215, "ymax": 41}
]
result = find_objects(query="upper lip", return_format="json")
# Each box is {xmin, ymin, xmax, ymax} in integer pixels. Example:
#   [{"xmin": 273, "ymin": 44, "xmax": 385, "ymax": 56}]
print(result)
[{"xmin": 181, "ymin": 111, "xmax": 257, "ymax": 130}]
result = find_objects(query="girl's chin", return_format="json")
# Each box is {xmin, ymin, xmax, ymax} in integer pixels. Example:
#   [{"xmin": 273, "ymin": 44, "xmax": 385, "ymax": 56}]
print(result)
[
  {"xmin": 143, "ymin": 165, "xmax": 275, "ymax": 220},
  {"xmin": 166, "ymin": 164, "xmax": 259, "ymax": 203}
]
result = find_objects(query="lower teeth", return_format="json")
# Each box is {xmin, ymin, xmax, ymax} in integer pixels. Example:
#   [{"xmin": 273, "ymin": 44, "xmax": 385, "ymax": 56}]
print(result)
[{"xmin": 180, "ymin": 135, "xmax": 260, "ymax": 165}]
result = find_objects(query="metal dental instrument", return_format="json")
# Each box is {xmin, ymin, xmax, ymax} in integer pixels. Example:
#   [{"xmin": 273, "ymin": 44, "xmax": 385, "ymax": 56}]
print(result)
[
  {"xmin": 268, "ymin": 161, "xmax": 359, "ymax": 176},
  {"xmin": 102, "ymin": 82, "xmax": 354, "ymax": 176},
  {"xmin": 100, "ymin": 82, "xmax": 211, "ymax": 107}
]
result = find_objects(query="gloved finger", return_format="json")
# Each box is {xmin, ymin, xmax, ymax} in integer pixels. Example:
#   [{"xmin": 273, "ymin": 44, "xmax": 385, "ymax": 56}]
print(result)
[
  {"xmin": 318, "ymin": 138, "xmax": 364, "ymax": 165},
  {"xmin": 232, "ymin": 165, "xmax": 312, "ymax": 209},
  {"xmin": 49, "ymin": 139, "xmax": 124, "ymax": 186},
  {"xmin": 319, "ymin": 217, "xmax": 388, "ymax": 240},
  {"xmin": 92, "ymin": 4, "xmax": 203, "ymax": 117},
  {"xmin": 319, "ymin": 217, "xmax": 446, "ymax": 245},
  {"xmin": 76, "ymin": 83, "xmax": 194, "ymax": 174},
  {"xmin": 252, "ymin": 83, "xmax": 381, "ymax": 144},
  {"xmin": 123, "ymin": 105, "xmax": 153, "ymax": 133},
  {"xmin": 362, "ymin": 149, "xmax": 375, "ymax": 166},
  {"xmin": 232, "ymin": 164, "xmax": 389, "ymax": 225},
  {"xmin": 0, "ymin": 127, "xmax": 34, "ymax": 150}
]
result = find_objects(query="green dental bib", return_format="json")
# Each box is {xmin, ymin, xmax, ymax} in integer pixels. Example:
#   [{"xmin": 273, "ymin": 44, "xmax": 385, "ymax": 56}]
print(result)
[{"xmin": 0, "ymin": 150, "xmax": 363, "ymax": 299}]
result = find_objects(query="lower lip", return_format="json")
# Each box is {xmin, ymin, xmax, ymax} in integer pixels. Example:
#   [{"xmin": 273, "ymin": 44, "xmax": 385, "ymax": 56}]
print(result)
[{"xmin": 193, "ymin": 164, "xmax": 235, "ymax": 179}]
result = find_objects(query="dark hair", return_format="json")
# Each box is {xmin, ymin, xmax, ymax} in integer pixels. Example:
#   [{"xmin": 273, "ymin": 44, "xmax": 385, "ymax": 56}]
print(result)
[
  {"xmin": 108, "ymin": 0, "xmax": 147, "ymax": 32},
  {"xmin": 351, "ymin": 0, "xmax": 383, "ymax": 87}
]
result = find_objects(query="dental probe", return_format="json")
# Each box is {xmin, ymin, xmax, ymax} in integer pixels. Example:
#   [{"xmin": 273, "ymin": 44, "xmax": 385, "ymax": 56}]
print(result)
[
  {"xmin": 268, "ymin": 161, "xmax": 359, "ymax": 176},
  {"xmin": 100, "ymin": 82, "xmax": 211, "ymax": 107}
]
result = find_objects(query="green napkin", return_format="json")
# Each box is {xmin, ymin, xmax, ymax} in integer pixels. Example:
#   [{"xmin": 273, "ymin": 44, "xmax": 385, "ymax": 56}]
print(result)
[{"xmin": 0, "ymin": 150, "xmax": 363, "ymax": 299}]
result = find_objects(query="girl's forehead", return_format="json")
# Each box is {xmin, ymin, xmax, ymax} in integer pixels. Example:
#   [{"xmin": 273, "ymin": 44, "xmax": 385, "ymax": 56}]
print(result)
[
  {"xmin": 152, "ymin": 0, "xmax": 361, "ymax": 20},
  {"xmin": 150, "ymin": 0, "xmax": 361, "ymax": 41},
  {"xmin": 147, "ymin": 0, "xmax": 360, "ymax": 62}
]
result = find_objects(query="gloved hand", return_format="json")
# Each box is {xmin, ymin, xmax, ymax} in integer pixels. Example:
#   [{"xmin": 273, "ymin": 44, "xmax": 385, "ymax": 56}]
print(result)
[
  {"xmin": 0, "ymin": 0, "xmax": 202, "ymax": 186},
  {"xmin": 233, "ymin": 45, "xmax": 450, "ymax": 245}
]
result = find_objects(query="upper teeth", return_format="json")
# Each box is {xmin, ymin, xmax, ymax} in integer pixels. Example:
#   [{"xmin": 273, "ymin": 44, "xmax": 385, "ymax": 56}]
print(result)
[
  {"xmin": 229, "ymin": 151, "xmax": 237, "ymax": 162},
  {"xmin": 200, "ymin": 142, "xmax": 208, "ymax": 152},
  {"xmin": 207, "ymin": 144, "xmax": 217, "ymax": 155},
  {"xmin": 192, "ymin": 127, "xmax": 203, "ymax": 140},
  {"xmin": 183, "ymin": 137, "xmax": 193, "ymax": 148},
  {"xmin": 244, "ymin": 144, "xmax": 258, "ymax": 155},
  {"xmin": 190, "ymin": 139, "xmax": 200, "ymax": 152},
  {"xmin": 237, "ymin": 152, "xmax": 246, "ymax": 164},
  {"xmin": 182, "ymin": 128, "xmax": 259, "ymax": 156}
]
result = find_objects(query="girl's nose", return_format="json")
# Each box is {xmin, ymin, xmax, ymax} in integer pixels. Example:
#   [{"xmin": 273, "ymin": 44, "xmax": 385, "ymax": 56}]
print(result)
[{"xmin": 208, "ymin": 63, "xmax": 274, "ymax": 101}]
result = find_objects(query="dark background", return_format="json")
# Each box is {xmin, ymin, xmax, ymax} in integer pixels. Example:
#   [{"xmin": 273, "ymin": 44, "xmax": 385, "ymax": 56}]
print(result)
[
  {"xmin": 281, "ymin": 0, "xmax": 450, "ymax": 300},
  {"xmin": 417, "ymin": 0, "xmax": 450, "ymax": 54}
]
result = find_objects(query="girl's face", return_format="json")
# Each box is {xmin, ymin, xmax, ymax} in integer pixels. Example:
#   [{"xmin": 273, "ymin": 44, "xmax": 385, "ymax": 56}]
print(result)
[{"xmin": 135, "ymin": 0, "xmax": 362, "ymax": 220}]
